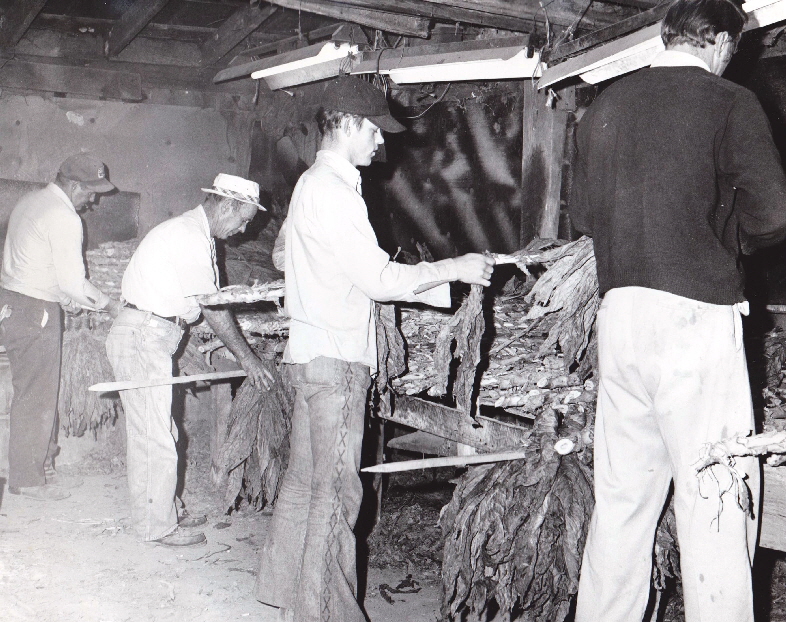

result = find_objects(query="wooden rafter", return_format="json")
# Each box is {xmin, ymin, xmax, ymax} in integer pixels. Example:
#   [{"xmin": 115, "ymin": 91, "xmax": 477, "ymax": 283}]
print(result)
[
  {"xmin": 200, "ymin": 4, "xmax": 278, "ymax": 66},
  {"xmin": 264, "ymin": 0, "xmax": 433, "ymax": 38},
  {"xmin": 418, "ymin": 0, "xmax": 631, "ymax": 30},
  {"xmin": 314, "ymin": 0, "xmax": 537, "ymax": 32},
  {"xmin": 0, "ymin": 0, "xmax": 47, "ymax": 49},
  {"xmin": 545, "ymin": 2, "xmax": 669, "ymax": 63},
  {"xmin": 105, "ymin": 0, "xmax": 171, "ymax": 58}
]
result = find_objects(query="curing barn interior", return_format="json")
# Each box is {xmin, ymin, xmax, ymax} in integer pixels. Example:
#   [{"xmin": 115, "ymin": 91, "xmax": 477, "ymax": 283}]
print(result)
[{"xmin": 4, "ymin": 1, "xmax": 786, "ymax": 621}]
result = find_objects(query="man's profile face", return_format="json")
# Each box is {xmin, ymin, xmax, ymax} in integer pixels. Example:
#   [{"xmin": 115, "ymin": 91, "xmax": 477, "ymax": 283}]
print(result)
[
  {"xmin": 346, "ymin": 119, "xmax": 384, "ymax": 167},
  {"xmin": 215, "ymin": 201, "xmax": 257, "ymax": 239},
  {"xmin": 71, "ymin": 182, "xmax": 97, "ymax": 212}
]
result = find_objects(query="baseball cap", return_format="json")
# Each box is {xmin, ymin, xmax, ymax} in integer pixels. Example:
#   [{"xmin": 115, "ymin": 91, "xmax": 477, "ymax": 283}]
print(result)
[
  {"xmin": 59, "ymin": 153, "xmax": 115, "ymax": 192},
  {"xmin": 322, "ymin": 76, "xmax": 406, "ymax": 133},
  {"xmin": 201, "ymin": 173, "xmax": 265, "ymax": 210}
]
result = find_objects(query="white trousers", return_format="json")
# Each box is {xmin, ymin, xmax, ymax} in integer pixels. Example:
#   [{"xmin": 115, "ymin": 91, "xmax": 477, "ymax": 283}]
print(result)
[{"xmin": 575, "ymin": 287, "xmax": 759, "ymax": 622}]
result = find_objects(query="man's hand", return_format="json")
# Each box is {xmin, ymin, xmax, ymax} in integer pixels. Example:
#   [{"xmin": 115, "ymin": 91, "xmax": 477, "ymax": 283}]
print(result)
[
  {"xmin": 60, "ymin": 298, "xmax": 81, "ymax": 314},
  {"xmin": 453, "ymin": 253, "xmax": 495, "ymax": 287},
  {"xmin": 239, "ymin": 354, "xmax": 275, "ymax": 391},
  {"xmin": 104, "ymin": 298, "xmax": 123, "ymax": 319}
]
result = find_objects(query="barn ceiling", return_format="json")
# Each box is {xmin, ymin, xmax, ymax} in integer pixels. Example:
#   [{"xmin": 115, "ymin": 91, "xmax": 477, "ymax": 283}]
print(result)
[{"xmin": 3, "ymin": 0, "xmax": 771, "ymax": 110}]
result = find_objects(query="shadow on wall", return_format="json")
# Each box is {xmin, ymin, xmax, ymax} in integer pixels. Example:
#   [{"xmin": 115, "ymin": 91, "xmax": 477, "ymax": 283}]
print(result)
[
  {"xmin": 0, "ymin": 178, "xmax": 140, "ymax": 252},
  {"xmin": 250, "ymin": 86, "xmax": 525, "ymax": 260}
]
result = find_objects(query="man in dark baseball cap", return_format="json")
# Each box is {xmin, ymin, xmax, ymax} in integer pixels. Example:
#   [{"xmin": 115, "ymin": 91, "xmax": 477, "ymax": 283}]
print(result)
[
  {"xmin": 0, "ymin": 153, "xmax": 122, "ymax": 501},
  {"xmin": 255, "ymin": 74, "xmax": 494, "ymax": 622}
]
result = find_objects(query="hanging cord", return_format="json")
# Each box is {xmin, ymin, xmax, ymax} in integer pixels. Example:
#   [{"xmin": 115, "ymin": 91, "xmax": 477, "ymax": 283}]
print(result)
[{"xmin": 404, "ymin": 83, "xmax": 452, "ymax": 120}]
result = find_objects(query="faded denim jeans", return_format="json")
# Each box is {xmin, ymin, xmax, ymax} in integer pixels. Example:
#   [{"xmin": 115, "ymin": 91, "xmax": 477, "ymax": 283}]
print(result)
[
  {"xmin": 106, "ymin": 308, "xmax": 184, "ymax": 541},
  {"xmin": 255, "ymin": 356, "xmax": 372, "ymax": 622}
]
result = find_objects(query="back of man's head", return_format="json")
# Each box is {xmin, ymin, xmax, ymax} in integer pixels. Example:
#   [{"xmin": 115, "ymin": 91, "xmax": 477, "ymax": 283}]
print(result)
[{"xmin": 662, "ymin": 0, "xmax": 746, "ymax": 49}]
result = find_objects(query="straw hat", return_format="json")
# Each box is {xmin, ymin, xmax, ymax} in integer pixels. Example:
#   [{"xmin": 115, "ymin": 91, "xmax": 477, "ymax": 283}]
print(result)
[{"xmin": 201, "ymin": 173, "xmax": 265, "ymax": 210}]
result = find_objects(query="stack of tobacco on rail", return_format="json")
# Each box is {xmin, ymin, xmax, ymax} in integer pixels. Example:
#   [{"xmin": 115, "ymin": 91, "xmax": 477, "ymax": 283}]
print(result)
[
  {"xmin": 387, "ymin": 237, "xmax": 681, "ymax": 622},
  {"xmin": 59, "ymin": 240, "xmax": 140, "ymax": 437}
]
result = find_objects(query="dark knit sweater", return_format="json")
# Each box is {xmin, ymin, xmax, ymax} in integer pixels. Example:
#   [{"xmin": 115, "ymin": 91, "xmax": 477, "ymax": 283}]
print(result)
[{"xmin": 570, "ymin": 65, "xmax": 786, "ymax": 305}]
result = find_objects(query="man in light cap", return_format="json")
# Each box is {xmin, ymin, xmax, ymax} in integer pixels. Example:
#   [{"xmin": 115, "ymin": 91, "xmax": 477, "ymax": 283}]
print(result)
[
  {"xmin": 1, "ymin": 152, "xmax": 123, "ymax": 501},
  {"xmin": 255, "ymin": 76, "xmax": 494, "ymax": 622},
  {"xmin": 106, "ymin": 173, "xmax": 273, "ymax": 547}
]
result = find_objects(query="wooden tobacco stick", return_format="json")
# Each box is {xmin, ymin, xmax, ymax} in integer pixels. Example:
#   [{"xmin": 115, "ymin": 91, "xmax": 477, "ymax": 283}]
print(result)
[
  {"xmin": 489, "ymin": 318, "xmax": 542, "ymax": 355},
  {"xmin": 362, "ymin": 449, "xmax": 529, "ymax": 473},
  {"xmin": 89, "ymin": 370, "xmax": 247, "ymax": 392}
]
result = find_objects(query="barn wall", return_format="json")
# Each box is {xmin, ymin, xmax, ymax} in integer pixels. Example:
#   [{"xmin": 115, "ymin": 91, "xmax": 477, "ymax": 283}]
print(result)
[{"xmin": 0, "ymin": 93, "xmax": 253, "ymax": 236}]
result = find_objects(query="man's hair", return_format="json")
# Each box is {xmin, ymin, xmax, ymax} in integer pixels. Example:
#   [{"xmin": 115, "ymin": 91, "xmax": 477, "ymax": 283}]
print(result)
[
  {"xmin": 316, "ymin": 108, "xmax": 364, "ymax": 137},
  {"xmin": 204, "ymin": 193, "xmax": 244, "ymax": 211},
  {"xmin": 662, "ymin": 0, "xmax": 747, "ymax": 48}
]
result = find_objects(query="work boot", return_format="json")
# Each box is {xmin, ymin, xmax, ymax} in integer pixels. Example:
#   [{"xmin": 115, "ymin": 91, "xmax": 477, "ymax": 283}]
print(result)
[
  {"xmin": 45, "ymin": 466, "xmax": 83, "ymax": 489},
  {"xmin": 8, "ymin": 484, "xmax": 70, "ymax": 501},
  {"xmin": 151, "ymin": 527, "xmax": 206, "ymax": 547},
  {"xmin": 178, "ymin": 513, "xmax": 208, "ymax": 529}
]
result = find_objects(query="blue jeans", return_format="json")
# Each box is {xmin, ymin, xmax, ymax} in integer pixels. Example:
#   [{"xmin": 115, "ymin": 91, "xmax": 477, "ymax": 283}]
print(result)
[
  {"xmin": 255, "ymin": 356, "xmax": 372, "ymax": 622},
  {"xmin": 105, "ymin": 308, "xmax": 184, "ymax": 541}
]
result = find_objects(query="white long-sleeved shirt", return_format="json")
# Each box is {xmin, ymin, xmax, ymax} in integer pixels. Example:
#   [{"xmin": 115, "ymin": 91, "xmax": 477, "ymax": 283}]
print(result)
[
  {"xmin": 1, "ymin": 183, "xmax": 110, "ymax": 309},
  {"xmin": 284, "ymin": 149, "xmax": 458, "ymax": 370},
  {"xmin": 121, "ymin": 205, "xmax": 219, "ymax": 324}
]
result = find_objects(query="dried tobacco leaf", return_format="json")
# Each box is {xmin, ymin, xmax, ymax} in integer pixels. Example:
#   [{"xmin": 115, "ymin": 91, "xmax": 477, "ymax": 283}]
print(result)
[{"xmin": 216, "ymin": 361, "xmax": 293, "ymax": 511}]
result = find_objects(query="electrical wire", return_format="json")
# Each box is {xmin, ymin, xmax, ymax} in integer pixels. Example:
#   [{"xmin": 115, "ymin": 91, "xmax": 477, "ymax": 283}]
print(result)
[{"xmin": 403, "ymin": 83, "xmax": 452, "ymax": 120}]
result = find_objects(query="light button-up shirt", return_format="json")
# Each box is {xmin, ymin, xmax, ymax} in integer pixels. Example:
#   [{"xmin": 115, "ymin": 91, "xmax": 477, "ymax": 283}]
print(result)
[{"xmin": 284, "ymin": 150, "xmax": 458, "ymax": 370}]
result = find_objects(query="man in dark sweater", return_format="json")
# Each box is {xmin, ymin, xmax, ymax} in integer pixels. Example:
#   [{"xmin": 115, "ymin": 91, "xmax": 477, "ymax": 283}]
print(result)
[{"xmin": 570, "ymin": 0, "xmax": 786, "ymax": 620}]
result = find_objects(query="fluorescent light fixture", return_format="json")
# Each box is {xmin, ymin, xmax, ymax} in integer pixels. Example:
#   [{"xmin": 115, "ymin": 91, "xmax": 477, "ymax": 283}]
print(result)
[
  {"xmin": 250, "ymin": 41, "xmax": 359, "ymax": 89},
  {"xmin": 383, "ymin": 49, "xmax": 543, "ymax": 83},
  {"xmin": 539, "ymin": 0, "xmax": 786, "ymax": 88},
  {"xmin": 351, "ymin": 36, "xmax": 543, "ymax": 84}
]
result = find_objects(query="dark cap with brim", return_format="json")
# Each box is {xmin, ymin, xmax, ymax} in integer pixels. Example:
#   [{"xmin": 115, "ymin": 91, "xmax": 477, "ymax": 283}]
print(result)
[
  {"xmin": 322, "ymin": 76, "xmax": 406, "ymax": 133},
  {"xmin": 59, "ymin": 153, "xmax": 115, "ymax": 193}
]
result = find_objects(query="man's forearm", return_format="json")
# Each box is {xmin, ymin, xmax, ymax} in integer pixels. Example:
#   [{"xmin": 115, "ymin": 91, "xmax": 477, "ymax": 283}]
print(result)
[{"xmin": 200, "ymin": 305, "xmax": 256, "ymax": 364}]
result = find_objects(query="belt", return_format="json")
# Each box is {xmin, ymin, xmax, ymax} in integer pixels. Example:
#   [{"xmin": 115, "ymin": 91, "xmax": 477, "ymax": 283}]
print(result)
[{"xmin": 124, "ymin": 303, "xmax": 188, "ymax": 330}]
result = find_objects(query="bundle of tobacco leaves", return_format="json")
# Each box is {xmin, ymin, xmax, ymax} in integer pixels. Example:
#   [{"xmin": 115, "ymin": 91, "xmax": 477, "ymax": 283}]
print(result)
[
  {"xmin": 525, "ymin": 236, "xmax": 599, "ymax": 376},
  {"xmin": 431, "ymin": 284, "xmax": 486, "ymax": 413},
  {"xmin": 59, "ymin": 325, "xmax": 120, "ymax": 437},
  {"xmin": 374, "ymin": 302, "xmax": 407, "ymax": 418},
  {"xmin": 214, "ymin": 361, "xmax": 294, "ymax": 511},
  {"xmin": 440, "ymin": 406, "xmax": 594, "ymax": 622}
]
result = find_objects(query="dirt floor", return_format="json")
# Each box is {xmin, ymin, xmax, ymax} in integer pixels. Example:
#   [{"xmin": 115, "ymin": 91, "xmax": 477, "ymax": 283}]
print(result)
[
  {"xmin": 4, "ymin": 413, "xmax": 786, "ymax": 622},
  {"xmin": 0, "ymin": 414, "xmax": 442, "ymax": 622}
]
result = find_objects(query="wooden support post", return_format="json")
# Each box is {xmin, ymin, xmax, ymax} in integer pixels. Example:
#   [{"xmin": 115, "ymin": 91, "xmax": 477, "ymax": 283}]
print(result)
[
  {"xmin": 0, "ymin": 0, "xmax": 47, "ymax": 49},
  {"xmin": 105, "ymin": 0, "xmax": 171, "ymax": 58},
  {"xmin": 200, "ymin": 4, "xmax": 277, "ymax": 66},
  {"xmin": 520, "ymin": 85, "xmax": 569, "ymax": 244}
]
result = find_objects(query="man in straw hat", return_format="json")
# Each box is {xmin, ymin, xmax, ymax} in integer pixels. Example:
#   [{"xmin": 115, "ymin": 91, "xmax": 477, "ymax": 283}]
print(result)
[
  {"xmin": 255, "ymin": 75, "xmax": 495, "ymax": 622},
  {"xmin": 106, "ymin": 173, "xmax": 273, "ymax": 547},
  {"xmin": 1, "ymin": 152, "xmax": 123, "ymax": 501}
]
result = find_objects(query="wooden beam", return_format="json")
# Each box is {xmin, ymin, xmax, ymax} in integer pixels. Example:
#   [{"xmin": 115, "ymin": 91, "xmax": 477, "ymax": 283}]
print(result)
[
  {"xmin": 233, "ymin": 23, "xmax": 341, "ymax": 59},
  {"xmin": 200, "ymin": 4, "xmax": 277, "ymax": 66},
  {"xmin": 418, "ymin": 0, "xmax": 633, "ymax": 30},
  {"xmin": 0, "ymin": 0, "xmax": 47, "ymax": 49},
  {"xmin": 311, "ymin": 0, "xmax": 537, "ymax": 32},
  {"xmin": 545, "ymin": 2, "xmax": 669, "ymax": 63},
  {"xmin": 264, "ymin": 0, "xmax": 433, "ymax": 38},
  {"xmin": 380, "ymin": 394, "xmax": 531, "ymax": 452},
  {"xmin": 105, "ymin": 0, "xmax": 171, "ymax": 58},
  {"xmin": 520, "ymin": 86, "xmax": 569, "ymax": 244},
  {"xmin": 0, "ymin": 57, "xmax": 142, "ymax": 100}
]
